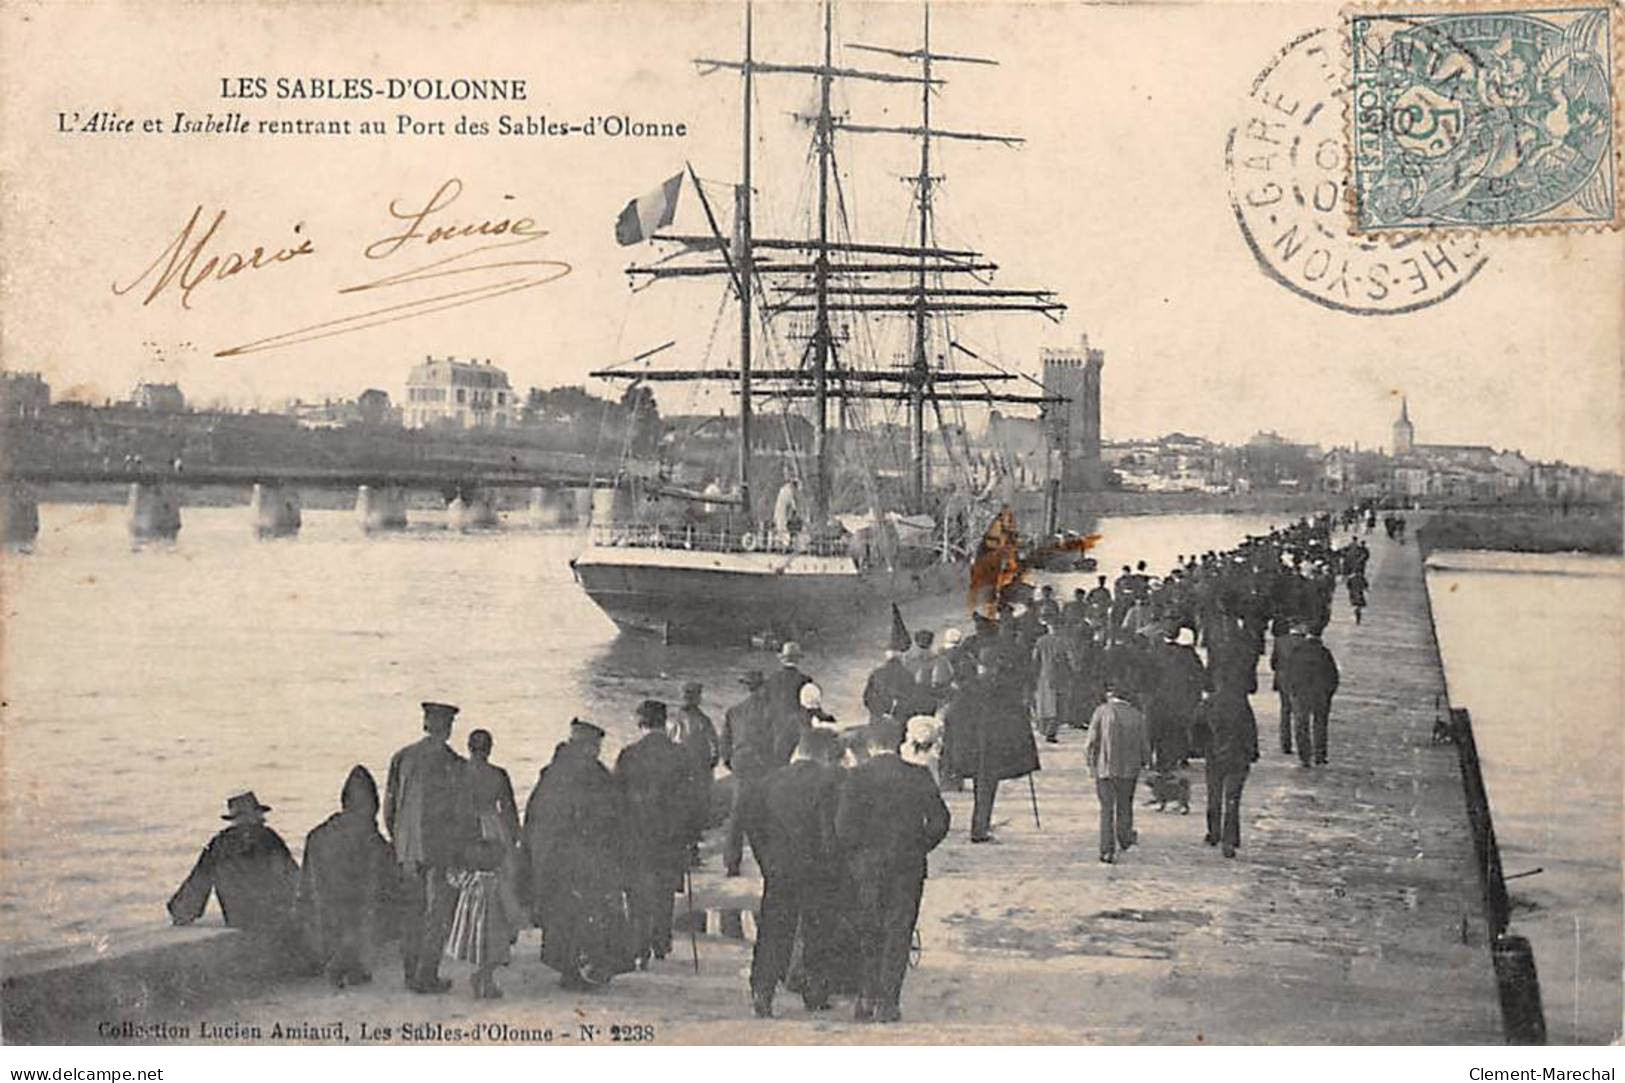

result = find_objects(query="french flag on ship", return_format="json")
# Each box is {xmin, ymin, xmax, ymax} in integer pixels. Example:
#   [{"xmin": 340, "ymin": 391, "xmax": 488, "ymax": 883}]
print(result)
[{"xmin": 615, "ymin": 172, "xmax": 684, "ymax": 246}]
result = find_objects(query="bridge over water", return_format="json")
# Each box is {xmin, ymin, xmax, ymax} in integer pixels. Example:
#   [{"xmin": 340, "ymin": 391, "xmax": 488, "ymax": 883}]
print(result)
[{"xmin": 0, "ymin": 461, "xmax": 605, "ymax": 543}]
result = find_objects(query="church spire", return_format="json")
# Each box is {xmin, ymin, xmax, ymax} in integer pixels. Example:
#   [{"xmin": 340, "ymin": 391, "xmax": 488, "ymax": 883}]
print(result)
[{"xmin": 1392, "ymin": 395, "xmax": 1415, "ymax": 457}]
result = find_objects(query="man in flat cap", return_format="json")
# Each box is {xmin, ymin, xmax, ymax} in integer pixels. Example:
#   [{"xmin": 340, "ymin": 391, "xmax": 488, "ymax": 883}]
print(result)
[
  {"xmin": 385, "ymin": 700, "xmax": 475, "ymax": 993},
  {"xmin": 615, "ymin": 699, "xmax": 693, "ymax": 967}
]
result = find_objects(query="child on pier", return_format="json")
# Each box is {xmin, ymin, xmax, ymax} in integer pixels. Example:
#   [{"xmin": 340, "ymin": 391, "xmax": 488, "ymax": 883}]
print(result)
[{"xmin": 444, "ymin": 835, "xmax": 519, "ymax": 998}]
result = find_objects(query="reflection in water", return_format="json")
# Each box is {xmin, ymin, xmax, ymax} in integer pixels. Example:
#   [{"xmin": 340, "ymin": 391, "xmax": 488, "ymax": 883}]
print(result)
[
  {"xmin": 1428, "ymin": 551, "xmax": 1623, "ymax": 1045},
  {"xmin": 0, "ymin": 504, "xmax": 1279, "ymax": 965}
]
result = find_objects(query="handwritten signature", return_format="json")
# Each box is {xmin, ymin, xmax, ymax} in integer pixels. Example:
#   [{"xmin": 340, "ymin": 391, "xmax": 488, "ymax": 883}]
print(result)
[{"xmin": 111, "ymin": 178, "xmax": 572, "ymax": 358}]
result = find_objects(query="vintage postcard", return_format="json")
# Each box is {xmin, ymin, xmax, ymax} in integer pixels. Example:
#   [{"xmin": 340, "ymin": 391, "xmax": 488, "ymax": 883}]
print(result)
[{"xmin": 0, "ymin": 0, "xmax": 1620, "ymax": 1056}]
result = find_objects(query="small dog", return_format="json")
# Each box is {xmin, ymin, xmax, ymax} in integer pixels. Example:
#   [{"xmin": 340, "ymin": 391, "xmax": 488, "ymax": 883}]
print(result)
[{"xmin": 1143, "ymin": 770, "xmax": 1190, "ymax": 814}]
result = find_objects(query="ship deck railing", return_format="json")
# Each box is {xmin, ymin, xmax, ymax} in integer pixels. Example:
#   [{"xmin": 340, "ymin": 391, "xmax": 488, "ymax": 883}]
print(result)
[{"xmin": 590, "ymin": 522, "xmax": 858, "ymax": 559}]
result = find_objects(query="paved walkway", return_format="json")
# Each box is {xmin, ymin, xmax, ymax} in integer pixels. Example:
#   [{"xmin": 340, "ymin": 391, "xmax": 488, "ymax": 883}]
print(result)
[{"xmin": 40, "ymin": 530, "xmax": 1505, "ymax": 1045}]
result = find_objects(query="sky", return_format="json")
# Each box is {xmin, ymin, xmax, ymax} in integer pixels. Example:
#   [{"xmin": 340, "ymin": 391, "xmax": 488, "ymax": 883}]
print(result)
[{"xmin": 1, "ymin": 0, "xmax": 1619, "ymax": 468}]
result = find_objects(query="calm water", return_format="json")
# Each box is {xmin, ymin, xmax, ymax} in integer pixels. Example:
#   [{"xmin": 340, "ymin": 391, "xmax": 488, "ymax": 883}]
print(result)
[
  {"xmin": 0, "ymin": 504, "xmax": 1278, "ymax": 968},
  {"xmin": 1427, "ymin": 551, "xmax": 1624, "ymax": 1045}
]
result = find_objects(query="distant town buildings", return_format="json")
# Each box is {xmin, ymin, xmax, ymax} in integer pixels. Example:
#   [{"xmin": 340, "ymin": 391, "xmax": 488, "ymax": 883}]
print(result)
[
  {"xmin": 284, "ymin": 389, "xmax": 396, "ymax": 429},
  {"xmin": 1040, "ymin": 335, "xmax": 1105, "ymax": 492},
  {"xmin": 1356, "ymin": 398, "xmax": 1615, "ymax": 502},
  {"xmin": 0, "ymin": 371, "xmax": 50, "ymax": 419},
  {"xmin": 130, "ymin": 381, "xmax": 185, "ymax": 412},
  {"xmin": 1106, "ymin": 433, "xmax": 1235, "ymax": 493},
  {"xmin": 287, "ymin": 398, "xmax": 362, "ymax": 428},
  {"xmin": 404, "ymin": 356, "xmax": 516, "ymax": 429}
]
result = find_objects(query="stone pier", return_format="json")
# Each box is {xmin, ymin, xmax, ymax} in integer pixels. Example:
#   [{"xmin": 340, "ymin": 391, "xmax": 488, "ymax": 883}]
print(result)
[
  {"xmin": 528, "ymin": 486, "xmax": 584, "ymax": 528},
  {"xmin": 126, "ymin": 482, "xmax": 181, "ymax": 540},
  {"xmin": 448, "ymin": 488, "xmax": 499, "ymax": 531},
  {"xmin": 355, "ymin": 484, "xmax": 407, "ymax": 532},
  {"xmin": 529, "ymin": 486, "xmax": 560, "ymax": 527},
  {"xmin": 249, "ymin": 483, "xmax": 302, "ymax": 537}
]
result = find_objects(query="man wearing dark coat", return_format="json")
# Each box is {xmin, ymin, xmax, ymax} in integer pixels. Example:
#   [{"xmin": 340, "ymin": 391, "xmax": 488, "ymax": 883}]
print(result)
[
  {"xmin": 862, "ymin": 647, "xmax": 917, "ymax": 724},
  {"xmin": 614, "ymin": 700, "xmax": 693, "ymax": 967},
  {"xmin": 743, "ymin": 726, "xmax": 842, "ymax": 1018},
  {"xmin": 942, "ymin": 647, "xmax": 1041, "ymax": 843},
  {"xmin": 670, "ymin": 681, "xmax": 720, "ymax": 863},
  {"xmin": 1282, "ymin": 629, "xmax": 1341, "ymax": 767},
  {"xmin": 1201, "ymin": 685, "xmax": 1259, "ymax": 857},
  {"xmin": 720, "ymin": 669, "xmax": 775, "ymax": 877},
  {"xmin": 1148, "ymin": 628, "xmax": 1210, "ymax": 769},
  {"xmin": 169, "ymin": 790, "xmax": 300, "ymax": 933},
  {"xmin": 763, "ymin": 641, "xmax": 814, "ymax": 750},
  {"xmin": 296, "ymin": 766, "xmax": 398, "ymax": 987},
  {"xmin": 523, "ymin": 719, "xmax": 633, "ymax": 989},
  {"xmin": 1269, "ymin": 621, "xmax": 1303, "ymax": 755},
  {"xmin": 1346, "ymin": 570, "xmax": 1369, "ymax": 624},
  {"xmin": 384, "ymin": 701, "xmax": 474, "ymax": 994},
  {"xmin": 1085, "ymin": 575, "xmax": 1113, "ymax": 636},
  {"xmin": 835, "ymin": 719, "xmax": 950, "ymax": 1024}
]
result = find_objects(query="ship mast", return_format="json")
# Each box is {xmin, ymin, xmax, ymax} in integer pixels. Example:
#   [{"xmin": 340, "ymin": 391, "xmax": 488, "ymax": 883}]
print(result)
[
  {"xmin": 909, "ymin": 4, "xmax": 933, "ymax": 510},
  {"xmin": 737, "ymin": 2, "xmax": 755, "ymax": 520},
  {"xmin": 848, "ymin": 6, "xmax": 1046, "ymax": 514},
  {"xmin": 605, "ymin": 2, "xmax": 1069, "ymax": 525},
  {"xmin": 812, "ymin": 1, "xmax": 833, "ymax": 519}
]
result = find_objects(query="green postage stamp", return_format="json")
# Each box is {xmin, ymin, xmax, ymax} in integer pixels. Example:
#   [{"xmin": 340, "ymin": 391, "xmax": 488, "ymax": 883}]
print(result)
[{"xmin": 1350, "ymin": 3, "xmax": 1621, "ymax": 231}]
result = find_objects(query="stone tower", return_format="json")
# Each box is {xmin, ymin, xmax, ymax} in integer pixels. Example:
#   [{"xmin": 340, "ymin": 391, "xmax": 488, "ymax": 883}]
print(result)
[
  {"xmin": 1041, "ymin": 334, "xmax": 1104, "ymax": 493},
  {"xmin": 1392, "ymin": 396, "xmax": 1415, "ymax": 457}
]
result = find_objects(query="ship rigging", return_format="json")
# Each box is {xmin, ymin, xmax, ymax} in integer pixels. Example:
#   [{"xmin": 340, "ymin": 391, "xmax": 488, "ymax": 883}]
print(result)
[{"xmin": 573, "ymin": 0, "xmax": 1070, "ymax": 644}]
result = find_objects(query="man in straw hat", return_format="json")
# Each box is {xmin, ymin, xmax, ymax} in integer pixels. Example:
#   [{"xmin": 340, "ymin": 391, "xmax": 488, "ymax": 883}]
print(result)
[{"xmin": 385, "ymin": 700, "xmax": 474, "ymax": 993}]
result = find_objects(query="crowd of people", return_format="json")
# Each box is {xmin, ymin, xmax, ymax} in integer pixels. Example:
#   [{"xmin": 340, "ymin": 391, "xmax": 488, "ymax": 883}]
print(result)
[{"xmin": 165, "ymin": 503, "xmax": 1385, "ymax": 1024}]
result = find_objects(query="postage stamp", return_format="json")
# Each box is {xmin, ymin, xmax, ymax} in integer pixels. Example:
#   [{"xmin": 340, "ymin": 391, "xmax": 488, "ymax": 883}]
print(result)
[
  {"xmin": 1227, "ymin": 25, "xmax": 1491, "ymax": 315},
  {"xmin": 1349, "ymin": 4, "xmax": 1621, "ymax": 232}
]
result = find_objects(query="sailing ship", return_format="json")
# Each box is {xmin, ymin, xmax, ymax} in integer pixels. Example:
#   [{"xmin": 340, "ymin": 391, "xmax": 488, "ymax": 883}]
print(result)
[{"xmin": 571, "ymin": 1, "xmax": 1068, "ymax": 644}]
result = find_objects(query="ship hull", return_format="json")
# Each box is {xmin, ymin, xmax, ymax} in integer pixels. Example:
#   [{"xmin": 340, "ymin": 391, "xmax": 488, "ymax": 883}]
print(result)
[{"xmin": 571, "ymin": 543, "xmax": 965, "ymax": 644}]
